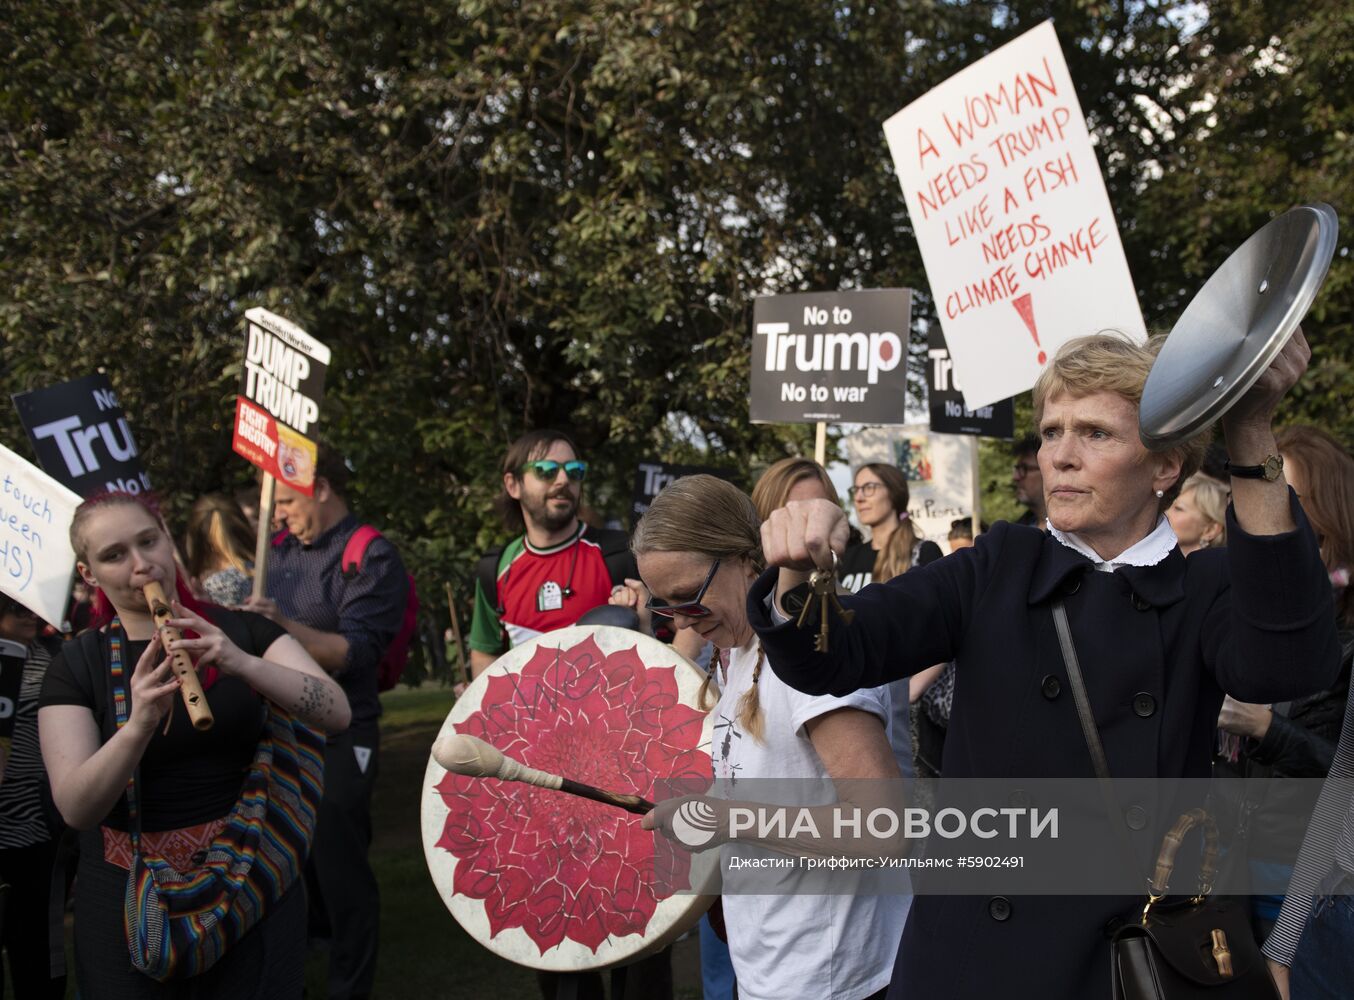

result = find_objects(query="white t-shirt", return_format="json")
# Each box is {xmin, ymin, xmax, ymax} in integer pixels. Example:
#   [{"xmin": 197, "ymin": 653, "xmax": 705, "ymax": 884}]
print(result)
[{"xmin": 711, "ymin": 641, "xmax": 911, "ymax": 1000}]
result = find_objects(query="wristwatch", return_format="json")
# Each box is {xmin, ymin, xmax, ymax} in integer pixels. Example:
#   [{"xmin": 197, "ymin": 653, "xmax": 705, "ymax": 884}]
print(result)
[{"xmin": 1224, "ymin": 454, "xmax": 1284, "ymax": 482}]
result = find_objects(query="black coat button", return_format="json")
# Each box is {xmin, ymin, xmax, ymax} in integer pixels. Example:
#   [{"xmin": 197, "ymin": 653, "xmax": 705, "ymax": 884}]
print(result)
[
  {"xmin": 1063, "ymin": 576, "xmax": 1081, "ymax": 596},
  {"xmin": 988, "ymin": 896, "xmax": 1013, "ymax": 921},
  {"xmin": 1131, "ymin": 592, "xmax": 1152, "ymax": 611},
  {"xmin": 1133, "ymin": 693, "xmax": 1157, "ymax": 718},
  {"xmin": 1125, "ymin": 805, "xmax": 1149, "ymax": 831},
  {"xmin": 1041, "ymin": 675, "xmax": 1061, "ymax": 699}
]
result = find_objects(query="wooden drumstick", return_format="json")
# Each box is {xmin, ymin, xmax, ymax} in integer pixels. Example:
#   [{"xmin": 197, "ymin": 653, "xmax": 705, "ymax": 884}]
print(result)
[
  {"xmin": 432, "ymin": 733, "xmax": 653, "ymax": 815},
  {"xmin": 144, "ymin": 581, "xmax": 214, "ymax": 732}
]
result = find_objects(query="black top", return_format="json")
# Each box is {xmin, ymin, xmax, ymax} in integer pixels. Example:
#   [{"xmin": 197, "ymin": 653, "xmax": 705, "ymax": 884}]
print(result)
[
  {"xmin": 40, "ymin": 608, "xmax": 286, "ymax": 831},
  {"xmin": 837, "ymin": 537, "xmax": 944, "ymax": 593},
  {"xmin": 749, "ymin": 493, "xmax": 1342, "ymax": 1000}
]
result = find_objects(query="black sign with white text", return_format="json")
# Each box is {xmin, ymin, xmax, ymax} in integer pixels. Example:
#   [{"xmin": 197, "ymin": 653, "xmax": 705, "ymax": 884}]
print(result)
[
  {"xmin": 750, "ymin": 289, "xmax": 912, "ymax": 425},
  {"xmin": 11, "ymin": 374, "xmax": 152, "ymax": 497},
  {"xmin": 631, "ymin": 461, "xmax": 733, "ymax": 524},
  {"xmin": 927, "ymin": 327, "xmax": 1014, "ymax": 437}
]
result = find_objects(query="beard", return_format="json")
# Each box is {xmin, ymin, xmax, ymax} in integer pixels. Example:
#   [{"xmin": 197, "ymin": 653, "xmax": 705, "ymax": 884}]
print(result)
[{"xmin": 522, "ymin": 488, "xmax": 578, "ymax": 533}]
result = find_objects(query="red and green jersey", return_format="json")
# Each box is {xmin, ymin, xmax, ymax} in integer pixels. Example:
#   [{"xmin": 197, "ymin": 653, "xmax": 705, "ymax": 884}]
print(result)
[{"xmin": 468, "ymin": 524, "xmax": 634, "ymax": 654}]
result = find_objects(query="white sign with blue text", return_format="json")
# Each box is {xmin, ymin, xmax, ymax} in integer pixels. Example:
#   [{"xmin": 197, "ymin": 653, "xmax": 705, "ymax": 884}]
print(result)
[{"xmin": 0, "ymin": 442, "xmax": 82, "ymax": 628}]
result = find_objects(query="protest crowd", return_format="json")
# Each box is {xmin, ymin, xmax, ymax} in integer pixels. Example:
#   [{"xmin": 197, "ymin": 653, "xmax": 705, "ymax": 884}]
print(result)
[{"xmin": 4, "ymin": 8, "xmax": 1354, "ymax": 1000}]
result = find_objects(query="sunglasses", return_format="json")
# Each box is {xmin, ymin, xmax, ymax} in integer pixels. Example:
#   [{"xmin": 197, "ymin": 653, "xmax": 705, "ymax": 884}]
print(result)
[
  {"xmin": 519, "ymin": 459, "xmax": 588, "ymax": 482},
  {"xmin": 646, "ymin": 559, "xmax": 721, "ymax": 620}
]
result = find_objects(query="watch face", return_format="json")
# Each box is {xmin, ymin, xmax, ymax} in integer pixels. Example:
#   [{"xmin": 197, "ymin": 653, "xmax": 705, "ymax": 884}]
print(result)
[{"xmin": 1263, "ymin": 454, "xmax": 1284, "ymax": 482}]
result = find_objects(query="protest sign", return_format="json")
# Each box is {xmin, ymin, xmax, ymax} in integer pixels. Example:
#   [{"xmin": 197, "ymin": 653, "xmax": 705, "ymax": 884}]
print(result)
[
  {"xmin": 883, "ymin": 20, "xmax": 1144, "ymax": 410},
  {"xmin": 750, "ymin": 289, "xmax": 912, "ymax": 425},
  {"xmin": 927, "ymin": 326, "xmax": 1014, "ymax": 437},
  {"xmin": 233, "ymin": 308, "xmax": 331, "ymax": 495},
  {"xmin": 0, "ymin": 441, "xmax": 82, "ymax": 628},
  {"xmin": 631, "ymin": 461, "xmax": 733, "ymax": 524},
  {"xmin": 845, "ymin": 425, "xmax": 973, "ymax": 554},
  {"xmin": 12, "ymin": 374, "xmax": 152, "ymax": 497}
]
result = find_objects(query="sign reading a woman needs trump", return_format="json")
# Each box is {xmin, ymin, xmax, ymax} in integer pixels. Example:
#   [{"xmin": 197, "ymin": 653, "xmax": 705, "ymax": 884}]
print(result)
[{"xmin": 883, "ymin": 20, "xmax": 1144, "ymax": 410}]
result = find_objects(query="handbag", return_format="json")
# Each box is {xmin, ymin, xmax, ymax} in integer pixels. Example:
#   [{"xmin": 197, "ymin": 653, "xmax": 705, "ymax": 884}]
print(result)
[
  {"xmin": 1051, "ymin": 602, "xmax": 1279, "ymax": 1000},
  {"xmin": 108, "ymin": 620, "xmax": 325, "ymax": 980}
]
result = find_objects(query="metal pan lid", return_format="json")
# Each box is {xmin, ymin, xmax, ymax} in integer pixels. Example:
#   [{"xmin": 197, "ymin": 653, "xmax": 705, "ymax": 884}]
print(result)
[{"xmin": 1139, "ymin": 203, "xmax": 1339, "ymax": 451}]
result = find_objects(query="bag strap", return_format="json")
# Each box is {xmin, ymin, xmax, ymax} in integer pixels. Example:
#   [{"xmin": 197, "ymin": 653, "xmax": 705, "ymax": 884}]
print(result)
[
  {"xmin": 105, "ymin": 620, "xmax": 144, "ymax": 849},
  {"xmin": 1052, "ymin": 600, "xmax": 1142, "ymax": 886},
  {"xmin": 341, "ymin": 524, "xmax": 381, "ymax": 579}
]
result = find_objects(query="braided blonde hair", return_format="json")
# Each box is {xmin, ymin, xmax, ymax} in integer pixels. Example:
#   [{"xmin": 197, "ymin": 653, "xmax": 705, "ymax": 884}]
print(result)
[{"xmin": 632, "ymin": 475, "xmax": 768, "ymax": 741}]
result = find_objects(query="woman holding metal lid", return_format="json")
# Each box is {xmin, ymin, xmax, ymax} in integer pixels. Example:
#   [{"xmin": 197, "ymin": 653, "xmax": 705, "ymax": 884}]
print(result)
[{"xmin": 752, "ymin": 331, "xmax": 1341, "ymax": 1000}]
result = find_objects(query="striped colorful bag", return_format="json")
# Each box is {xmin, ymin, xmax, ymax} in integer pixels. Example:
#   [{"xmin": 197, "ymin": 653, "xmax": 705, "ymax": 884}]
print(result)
[{"xmin": 109, "ymin": 622, "xmax": 325, "ymax": 981}]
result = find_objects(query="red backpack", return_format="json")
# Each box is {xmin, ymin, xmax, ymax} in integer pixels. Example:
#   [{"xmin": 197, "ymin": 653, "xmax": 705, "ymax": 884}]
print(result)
[{"xmin": 341, "ymin": 525, "xmax": 419, "ymax": 692}]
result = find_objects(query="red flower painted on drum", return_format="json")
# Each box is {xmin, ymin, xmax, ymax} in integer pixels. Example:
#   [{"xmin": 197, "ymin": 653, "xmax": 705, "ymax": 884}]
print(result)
[{"xmin": 434, "ymin": 635, "xmax": 710, "ymax": 955}]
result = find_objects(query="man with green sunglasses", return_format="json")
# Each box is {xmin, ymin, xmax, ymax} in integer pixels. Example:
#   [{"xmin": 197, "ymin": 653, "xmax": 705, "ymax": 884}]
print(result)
[{"xmin": 467, "ymin": 429, "xmax": 636, "ymax": 679}]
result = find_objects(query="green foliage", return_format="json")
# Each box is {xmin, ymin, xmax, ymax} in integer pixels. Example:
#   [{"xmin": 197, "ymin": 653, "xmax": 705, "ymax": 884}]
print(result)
[{"xmin": 3, "ymin": 1, "xmax": 1351, "ymax": 681}]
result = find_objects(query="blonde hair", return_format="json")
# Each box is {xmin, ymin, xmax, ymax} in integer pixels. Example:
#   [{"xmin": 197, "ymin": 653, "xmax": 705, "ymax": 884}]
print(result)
[
  {"xmin": 751, "ymin": 457, "xmax": 840, "ymax": 520},
  {"xmin": 632, "ymin": 475, "xmax": 766, "ymax": 740},
  {"xmin": 1032, "ymin": 332, "xmax": 1207, "ymax": 511},
  {"xmin": 1178, "ymin": 474, "xmax": 1229, "ymax": 548},
  {"xmin": 183, "ymin": 494, "xmax": 256, "ymax": 579}
]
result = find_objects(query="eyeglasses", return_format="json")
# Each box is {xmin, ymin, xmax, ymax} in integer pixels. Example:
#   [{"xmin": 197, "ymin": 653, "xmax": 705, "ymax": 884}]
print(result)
[
  {"xmin": 646, "ymin": 559, "xmax": 721, "ymax": 620},
  {"xmin": 847, "ymin": 482, "xmax": 883, "ymax": 500},
  {"xmin": 519, "ymin": 459, "xmax": 588, "ymax": 482},
  {"xmin": 1012, "ymin": 463, "xmax": 1040, "ymax": 478}
]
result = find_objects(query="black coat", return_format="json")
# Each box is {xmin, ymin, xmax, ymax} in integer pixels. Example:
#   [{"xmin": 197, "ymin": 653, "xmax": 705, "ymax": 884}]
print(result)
[{"xmin": 748, "ymin": 494, "xmax": 1342, "ymax": 1000}]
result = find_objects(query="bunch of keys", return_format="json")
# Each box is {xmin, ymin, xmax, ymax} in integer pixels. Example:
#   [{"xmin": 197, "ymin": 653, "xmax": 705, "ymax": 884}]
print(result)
[{"xmin": 795, "ymin": 567, "xmax": 855, "ymax": 652}]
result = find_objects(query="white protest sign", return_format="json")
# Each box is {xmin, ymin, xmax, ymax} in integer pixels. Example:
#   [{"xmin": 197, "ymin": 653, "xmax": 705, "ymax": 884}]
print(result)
[
  {"xmin": 0, "ymin": 442, "xmax": 82, "ymax": 627},
  {"xmin": 845, "ymin": 425, "xmax": 972, "ymax": 555},
  {"xmin": 883, "ymin": 20, "xmax": 1144, "ymax": 409}
]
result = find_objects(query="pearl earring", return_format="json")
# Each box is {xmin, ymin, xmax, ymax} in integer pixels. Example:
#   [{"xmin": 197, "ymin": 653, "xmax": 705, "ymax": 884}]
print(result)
[{"xmin": 1155, "ymin": 490, "xmax": 1164, "ymax": 499}]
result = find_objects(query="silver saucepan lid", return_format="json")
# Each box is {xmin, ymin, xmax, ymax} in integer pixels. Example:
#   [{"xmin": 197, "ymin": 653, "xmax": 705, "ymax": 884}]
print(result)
[{"xmin": 1139, "ymin": 203, "xmax": 1339, "ymax": 451}]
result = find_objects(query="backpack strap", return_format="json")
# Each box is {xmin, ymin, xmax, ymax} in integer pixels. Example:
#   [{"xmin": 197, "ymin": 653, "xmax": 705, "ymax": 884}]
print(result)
[
  {"xmin": 341, "ymin": 525, "xmax": 382, "ymax": 580},
  {"xmin": 475, "ymin": 545, "xmax": 507, "ymax": 613}
]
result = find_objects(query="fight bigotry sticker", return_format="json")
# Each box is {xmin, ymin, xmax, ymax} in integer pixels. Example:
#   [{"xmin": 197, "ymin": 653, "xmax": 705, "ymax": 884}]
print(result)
[{"xmin": 231, "ymin": 397, "xmax": 317, "ymax": 494}]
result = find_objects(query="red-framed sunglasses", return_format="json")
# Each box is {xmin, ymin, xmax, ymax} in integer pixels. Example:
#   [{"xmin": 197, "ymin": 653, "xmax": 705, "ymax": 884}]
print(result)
[{"xmin": 646, "ymin": 559, "xmax": 721, "ymax": 620}]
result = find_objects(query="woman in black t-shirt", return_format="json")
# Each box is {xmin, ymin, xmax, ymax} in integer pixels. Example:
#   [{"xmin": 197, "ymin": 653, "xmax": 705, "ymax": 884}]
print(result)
[
  {"xmin": 839, "ymin": 463, "xmax": 942, "ymax": 593},
  {"xmin": 38, "ymin": 492, "xmax": 350, "ymax": 999}
]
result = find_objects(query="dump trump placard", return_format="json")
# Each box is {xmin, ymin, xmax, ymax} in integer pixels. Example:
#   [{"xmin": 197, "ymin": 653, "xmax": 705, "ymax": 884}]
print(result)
[{"xmin": 233, "ymin": 308, "xmax": 329, "ymax": 495}]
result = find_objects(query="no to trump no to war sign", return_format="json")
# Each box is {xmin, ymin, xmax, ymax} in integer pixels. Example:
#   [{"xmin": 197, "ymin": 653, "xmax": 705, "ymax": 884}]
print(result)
[
  {"xmin": 750, "ymin": 288, "xmax": 912, "ymax": 425},
  {"xmin": 883, "ymin": 20, "xmax": 1144, "ymax": 410},
  {"xmin": 0, "ymin": 441, "xmax": 81, "ymax": 628},
  {"xmin": 232, "ymin": 308, "xmax": 331, "ymax": 495},
  {"xmin": 11, "ymin": 374, "xmax": 153, "ymax": 498}
]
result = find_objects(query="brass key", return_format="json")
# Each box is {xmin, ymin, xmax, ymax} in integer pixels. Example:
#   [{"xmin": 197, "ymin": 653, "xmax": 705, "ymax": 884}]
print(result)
[{"xmin": 797, "ymin": 568, "xmax": 855, "ymax": 652}]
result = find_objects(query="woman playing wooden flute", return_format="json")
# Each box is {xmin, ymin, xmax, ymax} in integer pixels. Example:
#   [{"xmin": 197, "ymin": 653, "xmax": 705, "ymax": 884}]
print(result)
[{"xmin": 39, "ymin": 491, "xmax": 350, "ymax": 998}]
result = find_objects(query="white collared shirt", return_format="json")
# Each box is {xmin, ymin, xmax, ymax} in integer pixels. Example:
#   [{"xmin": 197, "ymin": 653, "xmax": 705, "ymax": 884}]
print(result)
[{"xmin": 1048, "ymin": 515, "xmax": 1178, "ymax": 573}]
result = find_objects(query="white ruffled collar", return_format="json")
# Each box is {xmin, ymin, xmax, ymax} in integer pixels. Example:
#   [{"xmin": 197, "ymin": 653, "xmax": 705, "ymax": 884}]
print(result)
[{"xmin": 1048, "ymin": 515, "xmax": 1178, "ymax": 573}]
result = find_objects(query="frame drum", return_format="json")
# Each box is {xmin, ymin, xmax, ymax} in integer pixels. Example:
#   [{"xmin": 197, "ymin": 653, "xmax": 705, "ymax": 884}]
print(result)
[{"xmin": 421, "ymin": 625, "xmax": 714, "ymax": 971}]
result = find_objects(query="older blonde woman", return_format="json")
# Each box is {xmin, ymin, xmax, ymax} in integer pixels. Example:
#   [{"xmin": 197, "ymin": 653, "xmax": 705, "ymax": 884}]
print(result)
[
  {"xmin": 1168, "ymin": 472, "xmax": 1229, "ymax": 554},
  {"xmin": 754, "ymin": 331, "xmax": 1341, "ymax": 1000}
]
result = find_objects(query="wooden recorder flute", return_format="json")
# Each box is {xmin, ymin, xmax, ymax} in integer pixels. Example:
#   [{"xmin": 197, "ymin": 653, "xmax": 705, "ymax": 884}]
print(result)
[
  {"xmin": 144, "ymin": 580, "xmax": 214, "ymax": 731},
  {"xmin": 432, "ymin": 733, "xmax": 653, "ymax": 815}
]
